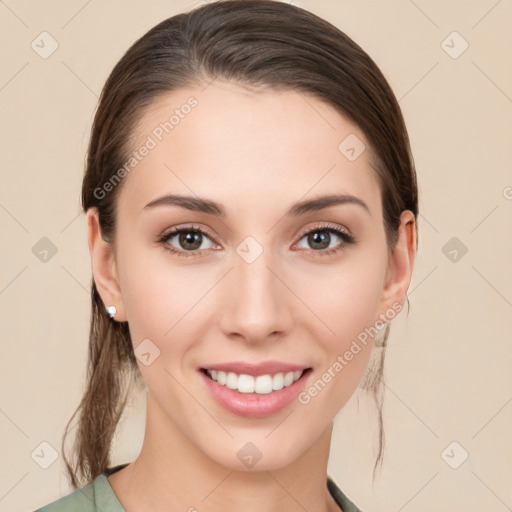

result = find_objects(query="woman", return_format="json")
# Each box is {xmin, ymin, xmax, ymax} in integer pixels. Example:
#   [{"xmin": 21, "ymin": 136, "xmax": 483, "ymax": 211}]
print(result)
[{"xmin": 35, "ymin": 1, "xmax": 418, "ymax": 510}]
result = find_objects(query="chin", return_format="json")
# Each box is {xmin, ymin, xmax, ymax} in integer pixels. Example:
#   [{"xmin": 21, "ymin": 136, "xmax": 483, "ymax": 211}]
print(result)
[{"xmin": 199, "ymin": 433, "xmax": 315, "ymax": 473}]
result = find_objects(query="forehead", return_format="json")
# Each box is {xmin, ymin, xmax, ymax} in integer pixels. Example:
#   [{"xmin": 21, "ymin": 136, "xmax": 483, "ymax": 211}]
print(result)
[{"xmin": 118, "ymin": 80, "xmax": 382, "ymax": 217}]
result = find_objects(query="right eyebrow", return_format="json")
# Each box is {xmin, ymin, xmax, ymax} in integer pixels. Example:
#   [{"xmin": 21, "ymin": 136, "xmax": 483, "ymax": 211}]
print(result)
[{"xmin": 144, "ymin": 194, "xmax": 225, "ymax": 217}]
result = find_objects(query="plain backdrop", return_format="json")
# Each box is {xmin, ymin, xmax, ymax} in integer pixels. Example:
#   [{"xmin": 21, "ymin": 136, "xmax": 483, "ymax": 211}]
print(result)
[{"xmin": 1, "ymin": 1, "xmax": 511, "ymax": 511}]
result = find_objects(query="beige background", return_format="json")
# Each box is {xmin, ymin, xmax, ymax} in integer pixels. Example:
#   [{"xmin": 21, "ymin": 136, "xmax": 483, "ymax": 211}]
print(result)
[{"xmin": 1, "ymin": 0, "xmax": 511, "ymax": 511}]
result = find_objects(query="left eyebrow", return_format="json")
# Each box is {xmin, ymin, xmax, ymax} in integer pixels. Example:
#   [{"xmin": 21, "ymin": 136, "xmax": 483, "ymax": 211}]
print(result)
[
  {"xmin": 143, "ymin": 193, "xmax": 371, "ymax": 217},
  {"xmin": 286, "ymin": 194, "xmax": 371, "ymax": 217}
]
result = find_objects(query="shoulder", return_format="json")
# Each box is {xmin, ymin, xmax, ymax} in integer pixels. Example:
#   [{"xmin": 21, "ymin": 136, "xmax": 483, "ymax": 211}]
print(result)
[
  {"xmin": 33, "ymin": 467, "xmax": 127, "ymax": 512},
  {"xmin": 33, "ymin": 480, "xmax": 97, "ymax": 512},
  {"xmin": 327, "ymin": 475, "xmax": 365, "ymax": 512}
]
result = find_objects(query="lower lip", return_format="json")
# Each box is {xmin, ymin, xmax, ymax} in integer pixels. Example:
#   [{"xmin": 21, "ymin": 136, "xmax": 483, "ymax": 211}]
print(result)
[{"xmin": 199, "ymin": 369, "xmax": 312, "ymax": 418}]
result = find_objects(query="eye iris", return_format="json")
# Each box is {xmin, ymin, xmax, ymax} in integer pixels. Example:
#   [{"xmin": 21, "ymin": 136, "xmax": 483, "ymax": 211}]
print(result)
[
  {"xmin": 309, "ymin": 231, "xmax": 330, "ymax": 250},
  {"xmin": 180, "ymin": 231, "xmax": 202, "ymax": 250}
]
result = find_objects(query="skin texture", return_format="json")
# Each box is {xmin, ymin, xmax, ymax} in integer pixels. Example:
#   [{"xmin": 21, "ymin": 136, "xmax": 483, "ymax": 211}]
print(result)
[{"xmin": 87, "ymin": 80, "xmax": 416, "ymax": 512}]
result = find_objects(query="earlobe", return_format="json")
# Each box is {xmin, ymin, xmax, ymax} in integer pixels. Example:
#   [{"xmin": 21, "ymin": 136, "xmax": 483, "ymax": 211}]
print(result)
[
  {"xmin": 379, "ymin": 210, "xmax": 417, "ymax": 319},
  {"xmin": 86, "ymin": 208, "xmax": 127, "ymax": 322}
]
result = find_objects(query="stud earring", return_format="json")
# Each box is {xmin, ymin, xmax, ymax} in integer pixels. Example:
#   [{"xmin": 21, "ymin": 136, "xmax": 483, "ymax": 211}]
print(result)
[{"xmin": 106, "ymin": 305, "xmax": 117, "ymax": 319}]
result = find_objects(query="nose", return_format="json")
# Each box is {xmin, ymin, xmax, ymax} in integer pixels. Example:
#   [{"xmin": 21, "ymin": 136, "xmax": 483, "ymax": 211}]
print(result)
[{"xmin": 218, "ymin": 247, "xmax": 294, "ymax": 344}]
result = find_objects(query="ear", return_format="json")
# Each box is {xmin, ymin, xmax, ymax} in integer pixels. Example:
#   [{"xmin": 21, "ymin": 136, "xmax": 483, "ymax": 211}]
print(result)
[
  {"xmin": 86, "ymin": 208, "xmax": 127, "ymax": 322},
  {"xmin": 378, "ymin": 210, "xmax": 417, "ymax": 320}
]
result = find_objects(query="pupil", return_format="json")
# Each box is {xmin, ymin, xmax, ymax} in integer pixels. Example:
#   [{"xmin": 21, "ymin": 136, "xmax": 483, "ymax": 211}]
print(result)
[
  {"xmin": 310, "ymin": 231, "xmax": 329, "ymax": 250},
  {"xmin": 181, "ymin": 231, "xmax": 201, "ymax": 250}
]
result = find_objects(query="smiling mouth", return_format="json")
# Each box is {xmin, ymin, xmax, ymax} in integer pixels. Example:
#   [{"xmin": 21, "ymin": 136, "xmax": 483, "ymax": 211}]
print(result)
[{"xmin": 200, "ymin": 368, "xmax": 312, "ymax": 394}]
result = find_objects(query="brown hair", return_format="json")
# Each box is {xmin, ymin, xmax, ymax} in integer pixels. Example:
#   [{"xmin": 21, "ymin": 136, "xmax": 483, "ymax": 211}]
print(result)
[{"xmin": 63, "ymin": 0, "xmax": 419, "ymax": 488}]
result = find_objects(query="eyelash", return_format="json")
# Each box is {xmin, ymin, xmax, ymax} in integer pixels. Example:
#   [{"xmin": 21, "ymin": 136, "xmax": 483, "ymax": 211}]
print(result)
[{"xmin": 156, "ymin": 223, "xmax": 357, "ymax": 258}]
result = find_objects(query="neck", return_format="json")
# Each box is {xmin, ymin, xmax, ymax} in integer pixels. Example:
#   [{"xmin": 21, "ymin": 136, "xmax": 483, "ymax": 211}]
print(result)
[{"xmin": 108, "ymin": 392, "xmax": 340, "ymax": 512}]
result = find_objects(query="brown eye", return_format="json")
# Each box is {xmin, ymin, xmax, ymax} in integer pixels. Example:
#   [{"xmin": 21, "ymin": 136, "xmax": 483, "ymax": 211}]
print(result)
[
  {"xmin": 295, "ymin": 224, "xmax": 356, "ymax": 256},
  {"xmin": 306, "ymin": 231, "xmax": 332, "ymax": 250},
  {"xmin": 175, "ymin": 230, "xmax": 204, "ymax": 251},
  {"xmin": 158, "ymin": 226, "xmax": 216, "ymax": 257}
]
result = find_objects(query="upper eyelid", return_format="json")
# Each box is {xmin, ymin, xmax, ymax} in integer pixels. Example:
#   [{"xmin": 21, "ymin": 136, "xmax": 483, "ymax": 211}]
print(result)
[
  {"xmin": 297, "ymin": 223, "xmax": 352, "ymax": 238},
  {"xmin": 162, "ymin": 224, "xmax": 216, "ymax": 241}
]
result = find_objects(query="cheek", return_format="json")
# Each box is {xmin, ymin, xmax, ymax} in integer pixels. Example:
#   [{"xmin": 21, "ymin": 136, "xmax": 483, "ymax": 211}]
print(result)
[
  {"xmin": 295, "ymin": 267, "xmax": 383, "ymax": 416},
  {"xmin": 297, "ymin": 252, "xmax": 387, "ymax": 348},
  {"xmin": 117, "ymin": 245, "xmax": 213, "ymax": 351},
  {"xmin": 292, "ymin": 250, "xmax": 386, "ymax": 408}
]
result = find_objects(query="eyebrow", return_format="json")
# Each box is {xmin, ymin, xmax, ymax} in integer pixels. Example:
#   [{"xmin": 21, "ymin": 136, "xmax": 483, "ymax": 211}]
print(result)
[{"xmin": 143, "ymin": 193, "xmax": 371, "ymax": 217}]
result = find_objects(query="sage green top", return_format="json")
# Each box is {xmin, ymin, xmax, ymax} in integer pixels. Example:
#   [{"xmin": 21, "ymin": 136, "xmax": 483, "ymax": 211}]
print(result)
[{"xmin": 35, "ymin": 463, "xmax": 363, "ymax": 512}]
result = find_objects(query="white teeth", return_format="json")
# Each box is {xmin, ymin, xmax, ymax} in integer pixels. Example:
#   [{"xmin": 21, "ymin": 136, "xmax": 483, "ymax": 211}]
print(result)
[
  {"xmin": 238, "ymin": 374, "xmax": 255, "ymax": 393},
  {"xmin": 205, "ymin": 369, "xmax": 305, "ymax": 394},
  {"xmin": 254, "ymin": 375, "xmax": 273, "ymax": 394},
  {"xmin": 272, "ymin": 373, "xmax": 284, "ymax": 390},
  {"xmin": 283, "ymin": 371, "xmax": 294, "ymax": 386},
  {"xmin": 226, "ymin": 372, "xmax": 238, "ymax": 390}
]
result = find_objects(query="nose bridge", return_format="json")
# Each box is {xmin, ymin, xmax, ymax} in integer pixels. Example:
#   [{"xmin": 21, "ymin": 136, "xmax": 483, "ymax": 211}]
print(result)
[{"xmin": 218, "ymin": 240, "xmax": 292, "ymax": 342}]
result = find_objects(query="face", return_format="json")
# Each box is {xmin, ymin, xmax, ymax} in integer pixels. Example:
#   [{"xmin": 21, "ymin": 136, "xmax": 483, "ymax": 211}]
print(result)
[{"xmin": 90, "ymin": 80, "xmax": 413, "ymax": 471}]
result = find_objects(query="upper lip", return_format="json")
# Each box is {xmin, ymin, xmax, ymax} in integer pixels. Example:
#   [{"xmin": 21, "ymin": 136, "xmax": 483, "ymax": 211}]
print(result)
[{"xmin": 200, "ymin": 361, "xmax": 311, "ymax": 376}]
